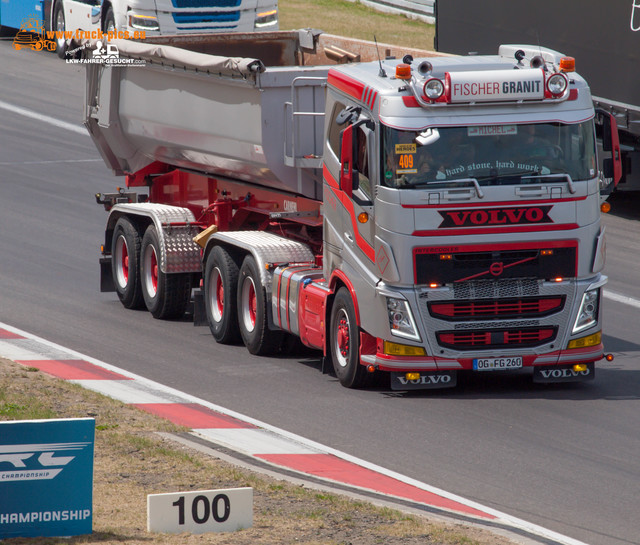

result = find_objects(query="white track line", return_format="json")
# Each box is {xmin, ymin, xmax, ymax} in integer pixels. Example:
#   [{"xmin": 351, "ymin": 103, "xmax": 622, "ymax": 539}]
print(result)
[
  {"xmin": 0, "ymin": 99, "xmax": 87, "ymax": 135},
  {"xmin": 0, "ymin": 321, "xmax": 592, "ymax": 545},
  {"xmin": 604, "ymin": 289, "xmax": 640, "ymax": 309}
]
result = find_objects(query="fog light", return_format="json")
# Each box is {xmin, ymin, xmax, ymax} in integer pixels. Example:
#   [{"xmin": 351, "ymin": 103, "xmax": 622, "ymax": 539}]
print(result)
[
  {"xmin": 567, "ymin": 331, "xmax": 601, "ymax": 349},
  {"xmin": 424, "ymin": 78, "xmax": 444, "ymax": 100},
  {"xmin": 547, "ymin": 73, "xmax": 568, "ymax": 96},
  {"xmin": 405, "ymin": 372, "xmax": 420, "ymax": 381},
  {"xmin": 383, "ymin": 341, "xmax": 426, "ymax": 357},
  {"xmin": 573, "ymin": 364, "xmax": 588, "ymax": 372}
]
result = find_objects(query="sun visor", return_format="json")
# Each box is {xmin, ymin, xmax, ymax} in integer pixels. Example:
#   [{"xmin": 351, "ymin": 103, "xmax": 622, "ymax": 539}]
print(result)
[{"xmin": 379, "ymin": 108, "xmax": 595, "ymax": 132}]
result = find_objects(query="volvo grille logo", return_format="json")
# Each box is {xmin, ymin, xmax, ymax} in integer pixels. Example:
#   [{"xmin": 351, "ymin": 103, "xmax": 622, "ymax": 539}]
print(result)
[{"xmin": 438, "ymin": 206, "xmax": 553, "ymax": 228}]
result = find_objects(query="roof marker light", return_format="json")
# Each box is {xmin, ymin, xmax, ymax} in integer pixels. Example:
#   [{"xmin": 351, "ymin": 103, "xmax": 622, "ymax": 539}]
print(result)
[
  {"xmin": 559, "ymin": 56, "xmax": 576, "ymax": 72},
  {"xmin": 395, "ymin": 63, "xmax": 412, "ymax": 80}
]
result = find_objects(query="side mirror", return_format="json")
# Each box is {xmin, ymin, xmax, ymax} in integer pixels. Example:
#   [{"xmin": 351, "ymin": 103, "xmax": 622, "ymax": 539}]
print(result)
[
  {"xmin": 339, "ymin": 124, "xmax": 359, "ymax": 197},
  {"xmin": 597, "ymin": 109, "xmax": 622, "ymax": 187}
]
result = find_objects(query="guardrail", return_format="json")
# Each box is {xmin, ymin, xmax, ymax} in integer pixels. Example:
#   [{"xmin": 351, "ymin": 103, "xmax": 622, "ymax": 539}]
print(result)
[{"xmin": 345, "ymin": 0, "xmax": 435, "ymax": 24}]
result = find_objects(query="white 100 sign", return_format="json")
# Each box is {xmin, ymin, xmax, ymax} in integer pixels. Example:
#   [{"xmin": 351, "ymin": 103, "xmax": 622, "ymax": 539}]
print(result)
[{"xmin": 172, "ymin": 494, "xmax": 231, "ymax": 525}]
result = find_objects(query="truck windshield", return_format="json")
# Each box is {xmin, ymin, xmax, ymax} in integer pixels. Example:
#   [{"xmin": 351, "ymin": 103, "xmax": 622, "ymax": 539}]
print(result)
[{"xmin": 381, "ymin": 121, "xmax": 596, "ymax": 189}]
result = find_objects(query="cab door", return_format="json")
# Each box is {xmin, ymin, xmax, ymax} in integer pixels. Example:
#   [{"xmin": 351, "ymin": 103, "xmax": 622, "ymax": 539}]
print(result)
[{"xmin": 339, "ymin": 119, "xmax": 376, "ymax": 270}]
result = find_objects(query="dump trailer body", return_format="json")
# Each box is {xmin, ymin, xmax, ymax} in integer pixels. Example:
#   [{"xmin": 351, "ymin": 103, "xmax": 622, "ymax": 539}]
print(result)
[{"xmin": 85, "ymin": 30, "xmax": 441, "ymax": 201}]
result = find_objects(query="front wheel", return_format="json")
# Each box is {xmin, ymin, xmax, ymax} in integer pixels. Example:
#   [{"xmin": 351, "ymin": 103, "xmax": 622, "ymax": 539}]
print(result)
[
  {"xmin": 237, "ymin": 255, "xmax": 282, "ymax": 355},
  {"xmin": 140, "ymin": 225, "xmax": 191, "ymax": 319},
  {"xmin": 330, "ymin": 288, "xmax": 367, "ymax": 388}
]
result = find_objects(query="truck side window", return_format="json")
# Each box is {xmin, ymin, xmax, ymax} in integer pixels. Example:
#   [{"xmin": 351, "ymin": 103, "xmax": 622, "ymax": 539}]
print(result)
[
  {"xmin": 356, "ymin": 127, "xmax": 372, "ymax": 199},
  {"xmin": 327, "ymin": 101, "xmax": 348, "ymax": 160}
]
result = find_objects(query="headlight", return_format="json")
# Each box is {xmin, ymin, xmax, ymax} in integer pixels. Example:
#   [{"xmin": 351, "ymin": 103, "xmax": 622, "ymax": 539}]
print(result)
[
  {"xmin": 255, "ymin": 9, "xmax": 277, "ymax": 27},
  {"xmin": 128, "ymin": 13, "xmax": 159, "ymax": 31},
  {"xmin": 572, "ymin": 288, "xmax": 599, "ymax": 334},
  {"xmin": 386, "ymin": 297, "xmax": 421, "ymax": 341}
]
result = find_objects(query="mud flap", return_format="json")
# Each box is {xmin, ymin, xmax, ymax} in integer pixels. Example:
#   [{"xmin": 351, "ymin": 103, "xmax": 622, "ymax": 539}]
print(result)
[
  {"xmin": 390, "ymin": 371, "xmax": 457, "ymax": 390},
  {"xmin": 533, "ymin": 362, "xmax": 595, "ymax": 383},
  {"xmin": 100, "ymin": 257, "xmax": 115, "ymax": 292},
  {"xmin": 192, "ymin": 288, "xmax": 207, "ymax": 327}
]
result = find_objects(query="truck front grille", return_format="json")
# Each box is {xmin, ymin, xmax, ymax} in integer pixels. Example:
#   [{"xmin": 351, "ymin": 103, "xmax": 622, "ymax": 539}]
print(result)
[
  {"xmin": 416, "ymin": 278, "xmax": 574, "ymax": 356},
  {"xmin": 172, "ymin": 12, "xmax": 240, "ymax": 23},
  {"xmin": 437, "ymin": 326, "xmax": 557, "ymax": 350},
  {"xmin": 171, "ymin": 0, "xmax": 240, "ymax": 7},
  {"xmin": 428, "ymin": 295, "xmax": 565, "ymax": 321}
]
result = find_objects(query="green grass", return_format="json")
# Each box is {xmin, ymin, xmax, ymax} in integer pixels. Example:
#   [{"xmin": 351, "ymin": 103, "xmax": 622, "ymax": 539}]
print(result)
[{"xmin": 279, "ymin": 0, "xmax": 436, "ymax": 51}]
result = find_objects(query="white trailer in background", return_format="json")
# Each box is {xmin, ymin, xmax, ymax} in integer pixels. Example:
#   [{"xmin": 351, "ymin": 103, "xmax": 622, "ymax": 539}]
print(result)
[
  {"xmin": 48, "ymin": 0, "xmax": 277, "ymax": 57},
  {"xmin": 435, "ymin": 0, "xmax": 639, "ymax": 196}
]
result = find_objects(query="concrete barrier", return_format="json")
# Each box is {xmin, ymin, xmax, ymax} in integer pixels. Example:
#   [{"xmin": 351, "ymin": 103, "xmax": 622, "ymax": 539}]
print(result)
[{"xmin": 344, "ymin": 0, "xmax": 435, "ymax": 24}]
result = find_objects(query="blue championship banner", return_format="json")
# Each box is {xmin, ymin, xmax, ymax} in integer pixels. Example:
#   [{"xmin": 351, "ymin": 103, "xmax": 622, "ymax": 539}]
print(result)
[{"xmin": 0, "ymin": 418, "xmax": 95, "ymax": 538}]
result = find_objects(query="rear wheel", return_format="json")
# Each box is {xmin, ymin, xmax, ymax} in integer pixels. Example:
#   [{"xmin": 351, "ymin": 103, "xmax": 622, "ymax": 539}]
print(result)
[
  {"xmin": 111, "ymin": 217, "xmax": 144, "ymax": 309},
  {"xmin": 204, "ymin": 246, "xmax": 240, "ymax": 343},
  {"xmin": 141, "ymin": 225, "xmax": 191, "ymax": 319},
  {"xmin": 103, "ymin": 6, "xmax": 116, "ymax": 34},
  {"xmin": 237, "ymin": 255, "xmax": 282, "ymax": 355},
  {"xmin": 330, "ymin": 287, "xmax": 367, "ymax": 388},
  {"xmin": 53, "ymin": 2, "xmax": 66, "ymax": 59}
]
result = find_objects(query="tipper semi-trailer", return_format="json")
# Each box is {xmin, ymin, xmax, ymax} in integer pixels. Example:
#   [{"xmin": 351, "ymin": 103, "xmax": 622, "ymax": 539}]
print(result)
[{"xmin": 88, "ymin": 30, "xmax": 619, "ymax": 390}]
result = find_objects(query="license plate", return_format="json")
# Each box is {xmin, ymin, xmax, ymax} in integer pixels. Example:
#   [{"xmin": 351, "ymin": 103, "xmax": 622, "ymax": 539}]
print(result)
[{"xmin": 473, "ymin": 356, "xmax": 523, "ymax": 371}]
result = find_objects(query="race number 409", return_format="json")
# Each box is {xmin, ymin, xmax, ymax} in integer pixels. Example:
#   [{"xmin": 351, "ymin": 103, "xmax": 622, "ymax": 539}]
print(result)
[{"xmin": 147, "ymin": 488, "xmax": 253, "ymax": 534}]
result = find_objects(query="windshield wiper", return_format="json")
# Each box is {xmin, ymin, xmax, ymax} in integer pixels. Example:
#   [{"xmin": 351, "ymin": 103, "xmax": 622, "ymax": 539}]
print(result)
[
  {"xmin": 521, "ymin": 173, "xmax": 576, "ymax": 194},
  {"xmin": 407, "ymin": 177, "xmax": 485, "ymax": 198}
]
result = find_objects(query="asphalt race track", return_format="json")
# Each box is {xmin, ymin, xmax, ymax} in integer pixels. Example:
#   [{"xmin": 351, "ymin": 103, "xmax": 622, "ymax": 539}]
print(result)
[{"xmin": 1, "ymin": 41, "xmax": 639, "ymax": 545}]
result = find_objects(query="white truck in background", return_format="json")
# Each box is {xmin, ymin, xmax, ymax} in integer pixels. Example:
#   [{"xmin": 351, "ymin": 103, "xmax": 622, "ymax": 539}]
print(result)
[{"xmin": 0, "ymin": 0, "xmax": 278, "ymax": 58}]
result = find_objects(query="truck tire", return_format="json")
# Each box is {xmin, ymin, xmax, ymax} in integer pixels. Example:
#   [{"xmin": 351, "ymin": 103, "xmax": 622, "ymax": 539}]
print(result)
[
  {"xmin": 141, "ymin": 225, "xmax": 191, "ymax": 320},
  {"xmin": 330, "ymin": 288, "xmax": 367, "ymax": 388},
  {"xmin": 111, "ymin": 217, "xmax": 144, "ymax": 309},
  {"xmin": 237, "ymin": 255, "xmax": 283, "ymax": 355},
  {"xmin": 204, "ymin": 246, "xmax": 240, "ymax": 343},
  {"xmin": 103, "ymin": 6, "xmax": 116, "ymax": 34},
  {"xmin": 53, "ymin": 1, "xmax": 67, "ymax": 59}
]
